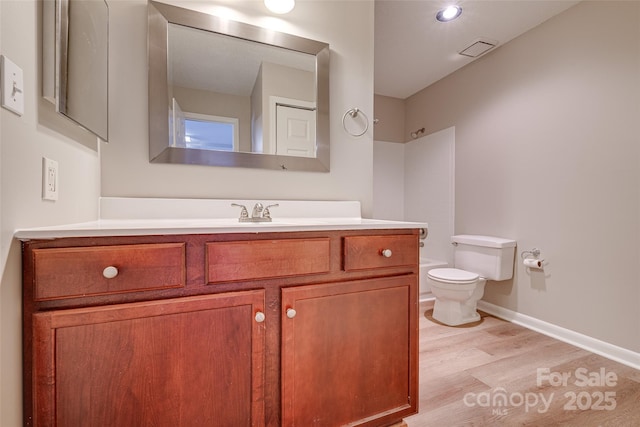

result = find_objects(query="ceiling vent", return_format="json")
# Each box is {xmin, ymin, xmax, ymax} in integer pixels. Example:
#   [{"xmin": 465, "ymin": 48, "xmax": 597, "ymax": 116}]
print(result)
[{"xmin": 458, "ymin": 38, "xmax": 498, "ymax": 58}]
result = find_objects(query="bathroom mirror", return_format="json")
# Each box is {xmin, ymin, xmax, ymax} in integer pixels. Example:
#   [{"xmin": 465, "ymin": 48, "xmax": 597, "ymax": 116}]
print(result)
[
  {"xmin": 43, "ymin": 0, "xmax": 109, "ymax": 141},
  {"xmin": 148, "ymin": 1, "xmax": 330, "ymax": 171}
]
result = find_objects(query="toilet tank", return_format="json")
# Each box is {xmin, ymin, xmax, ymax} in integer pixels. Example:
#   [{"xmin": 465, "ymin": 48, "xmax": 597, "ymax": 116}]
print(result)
[{"xmin": 452, "ymin": 235, "xmax": 516, "ymax": 281}]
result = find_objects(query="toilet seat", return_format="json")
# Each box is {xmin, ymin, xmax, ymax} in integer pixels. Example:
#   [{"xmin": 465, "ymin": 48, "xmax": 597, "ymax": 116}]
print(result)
[{"xmin": 427, "ymin": 268, "xmax": 479, "ymax": 285}]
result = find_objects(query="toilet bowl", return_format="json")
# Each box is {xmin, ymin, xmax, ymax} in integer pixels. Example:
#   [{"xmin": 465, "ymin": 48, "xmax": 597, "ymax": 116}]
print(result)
[
  {"xmin": 427, "ymin": 268, "xmax": 486, "ymax": 325},
  {"xmin": 427, "ymin": 235, "xmax": 516, "ymax": 326},
  {"xmin": 419, "ymin": 258, "xmax": 448, "ymax": 300}
]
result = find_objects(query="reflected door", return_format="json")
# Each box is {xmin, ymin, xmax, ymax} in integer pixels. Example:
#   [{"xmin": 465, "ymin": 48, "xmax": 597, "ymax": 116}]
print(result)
[{"xmin": 275, "ymin": 105, "xmax": 316, "ymax": 158}]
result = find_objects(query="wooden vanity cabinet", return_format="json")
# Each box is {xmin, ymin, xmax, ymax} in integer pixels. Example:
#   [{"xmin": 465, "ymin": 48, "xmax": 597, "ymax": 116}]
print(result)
[
  {"xmin": 281, "ymin": 276, "xmax": 416, "ymax": 427},
  {"xmin": 32, "ymin": 291, "xmax": 265, "ymax": 427},
  {"xmin": 22, "ymin": 229, "xmax": 419, "ymax": 427}
]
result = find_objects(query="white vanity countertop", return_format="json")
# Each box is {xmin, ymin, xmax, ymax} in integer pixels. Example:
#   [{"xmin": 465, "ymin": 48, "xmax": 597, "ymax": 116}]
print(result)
[{"xmin": 14, "ymin": 198, "xmax": 427, "ymax": 240}]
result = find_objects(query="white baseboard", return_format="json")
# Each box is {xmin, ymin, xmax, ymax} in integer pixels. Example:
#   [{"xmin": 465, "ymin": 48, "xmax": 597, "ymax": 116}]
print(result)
[
  {"xmin": 419, "ymin": 294, "xmax": 435, "ymax": 303},
  {"xmin": 477, "ymin": 301, "xmax": 640, "ymax": 371}
]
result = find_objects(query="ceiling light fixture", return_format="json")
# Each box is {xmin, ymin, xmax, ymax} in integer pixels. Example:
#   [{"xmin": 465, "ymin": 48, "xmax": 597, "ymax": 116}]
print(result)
[
  {"xmin": 436, "ymin": 5, "xmax": 462, "ymax": 22},
  {"xmin": 264, "ymin": 0, "xmax": 295, "ymax": 14}
]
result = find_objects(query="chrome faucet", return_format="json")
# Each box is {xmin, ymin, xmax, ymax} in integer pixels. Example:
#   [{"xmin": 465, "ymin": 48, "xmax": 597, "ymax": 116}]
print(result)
[
  {"xmin": 231, "ymin": 203, "xmax": 279, "ymax": 222},
  {"xmin": 251, "ymin": 203, "xmax": 264, "ymax": 218}
]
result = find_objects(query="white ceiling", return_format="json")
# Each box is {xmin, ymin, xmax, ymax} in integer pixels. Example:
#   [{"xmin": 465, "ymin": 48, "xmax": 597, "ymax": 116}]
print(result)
[
  {"xmin": 375, "ymin": 0, "xmax": 579, "ymax": 99},
  {"xmin": 169, "ymin": 22, "xmax": 315, "ymax": 96}
]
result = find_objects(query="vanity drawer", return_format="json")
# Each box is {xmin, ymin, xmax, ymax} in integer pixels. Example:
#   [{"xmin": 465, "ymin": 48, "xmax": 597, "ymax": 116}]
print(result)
[
  {"xmin": 343, "ymin": 235, "xmax": 418, "ymax": 271},
  {"xmin": 207, "ymin": 238, "xmax": 330, "ymax": 283},
  {"xmin": 32, "ymin": 243, "xmax": 186, "ymax": 300}
]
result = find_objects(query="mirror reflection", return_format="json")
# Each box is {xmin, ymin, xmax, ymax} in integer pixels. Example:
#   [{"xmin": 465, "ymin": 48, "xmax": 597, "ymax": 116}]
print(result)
[
  {"xmin": 148, "ymin": 1, "xmax": 330, "ymax": 171},
  {"xmin": 169, "ymin": 23, "xmax": 317, "ymax": 157}
]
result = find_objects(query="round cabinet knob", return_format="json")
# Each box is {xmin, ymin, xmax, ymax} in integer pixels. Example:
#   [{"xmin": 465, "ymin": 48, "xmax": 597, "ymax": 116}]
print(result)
[
  {"xmin": 255, "ymin": 312, "xmax": 266, "ymax": 323},
  {"xmin": 381, "ymin": 249, "xmax": 393, "ymax": 258},
  {"xmin": 102, "ymin": 266, "xmax": 119, "ymax": 279},
  {"xmin": 286, "ymin": 308, "xmax": 297, "ymax": 319}
]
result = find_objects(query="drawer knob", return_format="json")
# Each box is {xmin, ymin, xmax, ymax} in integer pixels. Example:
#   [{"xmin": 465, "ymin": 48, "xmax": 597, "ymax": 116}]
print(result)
[
  {"xmin": 255, "ymin": 312, "xmax": 266, "ymax": 323},
  {"xmin": 286, "ymin": 308, "xmax": 297, "ymax": 319},
  {"xmin": 102, "ymin": 266, "xmax": 119, "ymax": 279},
  {"xmin": 381, "ymin": 249, "xmax": 393, "ymax": 258}
]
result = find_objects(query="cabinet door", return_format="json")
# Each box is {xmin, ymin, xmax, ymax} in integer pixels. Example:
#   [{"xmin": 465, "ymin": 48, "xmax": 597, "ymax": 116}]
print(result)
[
  {"xmin": 281, "ymin": 276, "xmax": 418, "ymax": 427},
  {"xmin": 32, "ymin": 291, "xmax": 266, "ymax": 427}
]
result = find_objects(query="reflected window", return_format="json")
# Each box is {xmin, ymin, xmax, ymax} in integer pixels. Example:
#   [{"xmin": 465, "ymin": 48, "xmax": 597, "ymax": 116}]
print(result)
[{"xmin": 184, "ymin": 113, "xmax": 239, "ymax": 152}]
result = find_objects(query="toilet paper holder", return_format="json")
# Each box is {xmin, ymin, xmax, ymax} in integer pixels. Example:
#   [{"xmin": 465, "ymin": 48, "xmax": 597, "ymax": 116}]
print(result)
[{"xmin": 520, "ymin": 248, "xmax": 541, "ymax": 259}]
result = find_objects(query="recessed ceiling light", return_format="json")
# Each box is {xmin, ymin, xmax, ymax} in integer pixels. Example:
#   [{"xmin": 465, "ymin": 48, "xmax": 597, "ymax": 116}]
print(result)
[
  {"xmin": 264, "ymin": 0, "xmax": 295, "ymax": 14},
  {"xmin": 436, "ymin": 5, "xmax": 462, "ymax": 22}
]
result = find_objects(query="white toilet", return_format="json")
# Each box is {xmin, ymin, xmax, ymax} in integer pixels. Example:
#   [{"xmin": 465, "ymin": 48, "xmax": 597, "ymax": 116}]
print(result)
[
  {"xmin": 419, "ymin": 258, "xmax": 448, "ymax": 300},
  {"xmin": 427, "ymin": 235, "xmax": 516, "ymax": 326}
]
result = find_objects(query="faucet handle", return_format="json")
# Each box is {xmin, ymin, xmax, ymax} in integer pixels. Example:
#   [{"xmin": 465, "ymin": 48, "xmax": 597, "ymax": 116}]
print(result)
[
  {"xmin": 231, "ymin": 203, "xmax": 249, "ymax": 220},
  {"xmin": 263, "ymin": 204, "xmax": 279, "ymax": 219}
]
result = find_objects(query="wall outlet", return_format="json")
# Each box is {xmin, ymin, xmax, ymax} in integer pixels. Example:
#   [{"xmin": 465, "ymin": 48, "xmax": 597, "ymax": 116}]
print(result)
[{"xmin": 42, "ymin": 157, "xmax": 59, "ymax": 201}]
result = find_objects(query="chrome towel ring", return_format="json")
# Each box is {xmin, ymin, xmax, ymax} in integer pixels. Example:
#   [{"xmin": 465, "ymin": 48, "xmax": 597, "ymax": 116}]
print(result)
[{"xmin": 342, "ymin": 107, "xmax": 369, "ymax": 137}]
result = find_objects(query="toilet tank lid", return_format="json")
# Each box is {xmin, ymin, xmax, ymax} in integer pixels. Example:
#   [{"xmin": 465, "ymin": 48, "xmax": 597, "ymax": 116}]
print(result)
[{"xmin": 452, "ymin": 235, "xmax": 516, "ymax": 248}]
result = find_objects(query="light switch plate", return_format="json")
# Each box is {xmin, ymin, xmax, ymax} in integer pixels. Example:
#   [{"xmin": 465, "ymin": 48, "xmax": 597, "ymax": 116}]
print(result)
[{"xmin": 1, "ymin": 55, "xmax": 25, "ymax": 116}]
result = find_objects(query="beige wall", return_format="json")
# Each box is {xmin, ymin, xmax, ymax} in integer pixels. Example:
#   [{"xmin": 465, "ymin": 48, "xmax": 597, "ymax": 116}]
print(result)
[
  {"xmin": 405, "ymin": 1, "xmax": 640, "ymax": 352},
  {"xmin": 101, "ymin": 0, "xmax": 375, "ymax": 213},
  {"xmin": 373, "ymin": 140, "xmax": 404, "ymax": 220},
  {"xmin": 374, "ymin": 94, "xmax": 404, "ymax": 143},
  {"xmin": 261, "ymin": 62, "xmax": 315, "ymax": 103},
  {"xmin": 0, "ymin": 0, "xmax": 374, "ymax": 424},
  {"xmin": 1, "ymin": 1, "xmax": 102, "ymax": 425}
]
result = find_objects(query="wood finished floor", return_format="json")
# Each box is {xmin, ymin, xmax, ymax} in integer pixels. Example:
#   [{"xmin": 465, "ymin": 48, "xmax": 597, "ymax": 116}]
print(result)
[{"xmin": 404, "ymin": 300, "xmax": 640, "ymax": 427}]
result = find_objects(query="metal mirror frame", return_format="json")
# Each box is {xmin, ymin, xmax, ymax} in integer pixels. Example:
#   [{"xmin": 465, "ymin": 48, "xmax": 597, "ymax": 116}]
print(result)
[
  {"xmin": 148, "ymin": 0, "xmax": 330, "ymax": 172},
  {"xmin": 43, "ymin": 0, "xmax": 109, "ymax": 140}
]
